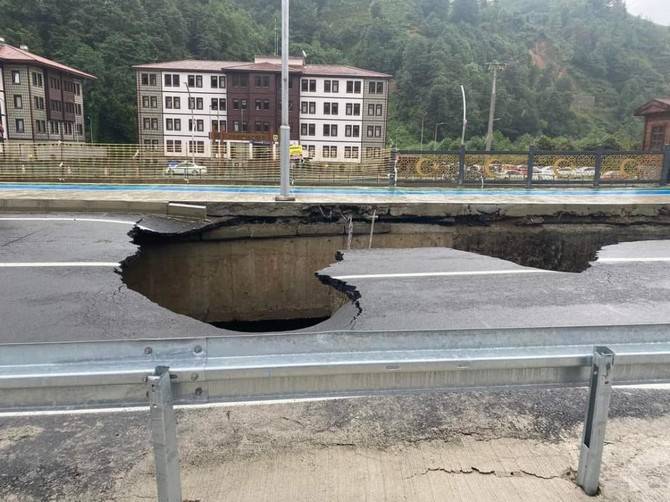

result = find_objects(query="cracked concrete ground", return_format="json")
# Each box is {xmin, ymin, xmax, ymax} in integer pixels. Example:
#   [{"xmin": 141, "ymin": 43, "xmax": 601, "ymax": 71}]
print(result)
[{"xmin": 2, "ymin": 387, "xmax": 670, "ymax": 501}]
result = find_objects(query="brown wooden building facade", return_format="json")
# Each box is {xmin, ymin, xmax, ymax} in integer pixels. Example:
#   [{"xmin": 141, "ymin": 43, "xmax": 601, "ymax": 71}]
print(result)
[{"xmin": 635, "ymin": 98, "xmax": 670, "ymax": 151}]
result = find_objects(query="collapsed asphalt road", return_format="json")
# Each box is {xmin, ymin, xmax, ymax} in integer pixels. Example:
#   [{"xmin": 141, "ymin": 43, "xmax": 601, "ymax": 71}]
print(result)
[{"xmin": 2, "ymin": 213, "xmax": 670, "ymax": 343}]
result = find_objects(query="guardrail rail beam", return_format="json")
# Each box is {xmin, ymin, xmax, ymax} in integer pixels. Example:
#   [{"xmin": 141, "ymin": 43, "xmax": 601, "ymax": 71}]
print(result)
[
  {"xmin": 148, "ymin": 366, "xmax": 182, "ymax": 502},
  {"xmin": 577, "ymin": 346, "xmax": 615, "ymax": 496}
]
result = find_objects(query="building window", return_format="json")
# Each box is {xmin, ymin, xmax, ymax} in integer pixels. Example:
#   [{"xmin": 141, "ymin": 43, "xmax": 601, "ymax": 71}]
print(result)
[
  {"xmin": 34, "ymin": 96, "xmax": 45, "ymax": 110},
  {"xmin": 166, "ymin": 118, "xmax": 174, "ymax": 131},
  {"xmin": 173, "ymin": 97, "xmax": 181, "ymax": 109},
  {"xmin": 323, "ymin": 145, "xmax": 330, "ymax": 158},
  {"xmin": 650, "ymin": 126, "xmax": 666, "ymax": 150},
  {"xmin": 232, "ymin": 74, "xmax": 248, "ymax": 87},
  {"xmin": 141, "ymin": 73, "xmax": 149, "ymax": 86},
  {"xmin": 376, "ymin": 104, "xmax": 383, "ymax": 116},
  {"xmin": 187, "ymin": 75, "xmax": 203, "ymax": 88},
  {"xmin": 301, "ymin": 79, "xmax": 316, "ymax": 92},
  {"xmin": 375, "ymin": 125, "xmax": 382, "ymax": 137},
  {"xmin": 64, "ymin": 122, "xmax": 73, "ymax": 135},
  {"xmin": 165, "ymin": 96, "xmax": 173, "ymax": 109},
  {"xmin": 368, "ymin": 81, "xmax": 384, "ymax": 94},
  {"xmin": 166, "ymin": 139, "xmax": 175, "ymax": 153},
  {"xmin": 345, "ymin": 125, "xmax": 360, "ymax": 138},
  {"xmin": 330, "ymin": 146, "xmax": 337, "ymax": 158},
  {"xmin": 301, "ymin": 123, "xmax": 316, "ymax": 136},
  {"xmin": 143, "ymin": 96, "xmax": 150, "ymax": 108},
  {"xmin": 219, "ymin": 76, "xmax": 226, "ymax": 88},
  {"xmin": 50, "ymin": 121, "xmax": 59, "ymax": 134},
  {"xmin": 164, "ymin": 74, "xmax": 179, "ymax": 87},
  {"xmin": 368, "ymin": 104, "xmax": 375, "ymax": 116},
  {"xmin": 255, "ymin": 75, "xmax": 271, "ymax": 87},
  {"xmin": 31, "ymin": 72, "xmax": 43, "ymax": 87},
  {"xmin": 323, "ymin": 124, "xmax": 338, "ymax": 137},
  {"xmin": 233, "ymin": 99, "xmax": 239, "ymax": 110},
  {"xmin": 346, "ymin": 80, "xmax": 361, "ymax": 93},
  {"xmin": 212, "ymin": 120, "xmax": 227, "ymax": 132},
  {"xmin": 307, "ymin": 145, "xmax": 315, "ymax": 158},
  {"xmin": 15, "ymin": 118, "xmax": 25, "ymax": 133},
  {"xmin": 13, "ymin": 95, "xmax": 22, "ymax": 109},
  {"xmin": 12, "ymin": 71, "xmax": 20, "ymax": 84},
  {"xmin": 174, "ymin": 118, "xmax": 181, "ymax": 131},
  {"xmin": 35, "ymin": 119, "xmax": 46, "ymax": 133},
  {"xmin": 151, "ymin": 118, "xmax": 158, "ymax": 130},
  {"xmin": 346, "ymin": 103, "xmax": 361, "ymax": 116},
  {"xmin": 188, "ymin": 141, "xmax": 205, "ymax": 154},
  {"xmin": 211, "ymin": 75, "xmax": 219, "ymax": 88},
  {"xmin": 212, "ymin": 98, "xmax": 219, "ymax": 111},
  {"xmin": 324, "ymin": 79, "xmax": 339, "ymax": 93},
  {"xmin": 143, "ymin": 118, "xmax": 151, "ymax": 130},
  {"xmin": 150, "ymin": 96, "xmax": 157, "ymax": 108}
]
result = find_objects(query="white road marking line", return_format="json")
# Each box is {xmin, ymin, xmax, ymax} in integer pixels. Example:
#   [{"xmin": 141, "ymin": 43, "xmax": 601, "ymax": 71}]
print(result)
[
  {"xmin": 597, "ymin": 257, "xmax": 670, "ymax": 264},
  {"xmin": 333, "ymin": 269, "xmax": 555, "ymax": 280},
  {"xmin": 0, "ymin": 262, "xmax": 120, "ymax": 268},
  {"xmin": 0, "ymin": 217, "xmax": 150, "ymax": 230}
]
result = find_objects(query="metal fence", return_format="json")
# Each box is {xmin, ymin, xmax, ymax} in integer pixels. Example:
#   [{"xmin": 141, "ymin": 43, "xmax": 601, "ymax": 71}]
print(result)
[
  {"xmin": 394, "ymin": 147, "xmax": 670, "ymax": 187},
  {"xmin": 1, "ymin": 142, "xmax": 669, "ymax": 188},
  {"xmin": 0, "ymin": 142, "xmax": 390, "ymax": 186},
  {"xmin": 2, "ymin": 324, "xmax": 670, "ymax": 500}
]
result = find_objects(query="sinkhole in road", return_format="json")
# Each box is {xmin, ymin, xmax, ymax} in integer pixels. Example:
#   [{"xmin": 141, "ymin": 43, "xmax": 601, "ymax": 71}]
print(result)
[{"xmin": 120, "ymin": 222, "xmax": 670, "ymax": 333}]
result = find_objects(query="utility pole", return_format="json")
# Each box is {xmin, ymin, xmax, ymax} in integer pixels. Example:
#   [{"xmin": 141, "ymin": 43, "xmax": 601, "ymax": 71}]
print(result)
[
  {"xmin": 485, "ymin": 62, "xmax": 506, "ymax": 152},
  {"xmin": 276, "ymin": 0, "xmax": 294, "ymax": 200}
]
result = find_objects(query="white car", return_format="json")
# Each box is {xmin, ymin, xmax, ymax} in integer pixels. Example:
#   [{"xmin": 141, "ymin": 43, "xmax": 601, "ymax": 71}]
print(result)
[{"xmin": 164, "ymin": 161, "xmax": 207, "ymax": 176}]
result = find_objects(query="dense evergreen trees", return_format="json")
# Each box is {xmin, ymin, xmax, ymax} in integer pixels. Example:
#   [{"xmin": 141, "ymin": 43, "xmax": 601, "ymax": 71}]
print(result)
[{"xmin": 1, "ymin": 0, "xmax": 668, "ymax": 148}]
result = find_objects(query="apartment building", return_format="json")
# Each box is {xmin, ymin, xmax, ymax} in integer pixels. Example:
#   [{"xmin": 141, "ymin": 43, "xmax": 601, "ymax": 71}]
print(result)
[
  {"xmin": 0, "ymin": 38, "xmax": 95, "ymax": 143},
  {"xmin": 133, "ymin": 56, "xmax": 391, "ymax": 162}
]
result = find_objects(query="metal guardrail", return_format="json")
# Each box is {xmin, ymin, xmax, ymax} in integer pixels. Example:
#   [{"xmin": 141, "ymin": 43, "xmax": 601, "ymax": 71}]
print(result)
[{"xmin": 2, "ymin": 324, "xmax": 670, "ymax": 500}]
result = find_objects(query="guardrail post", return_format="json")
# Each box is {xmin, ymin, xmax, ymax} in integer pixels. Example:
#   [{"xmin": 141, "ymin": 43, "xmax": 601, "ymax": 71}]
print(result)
[
  {"xmin": 388, "ymin": 146, "xmax": 398, "ymax": 187},
  {"xmin": 458, "ymin": 146, "xmax": 465, "ymax": 185},
  {"xmin": 577, "ymin": 346, "xmax": 615, "ymax": 496},
  {"xmin": 527, "ymin": 148, "xmax": 535, "ymax": 188},
  {"xmin": 661, "ymin": 145, "xmax": 670, "ymax": 186},
  {"xmin": 148, "ymin": 366, "xmax": 182, "ymax": 502},
  {"xmin": 594, "ymin": 149, "xmax": 603, "ymax": 187}
]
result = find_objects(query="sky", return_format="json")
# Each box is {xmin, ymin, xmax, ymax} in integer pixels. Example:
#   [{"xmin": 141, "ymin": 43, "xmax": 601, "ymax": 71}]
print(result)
[{"xmin": 625, "ymin": 0, "xmax": 670, "ymax": 26}]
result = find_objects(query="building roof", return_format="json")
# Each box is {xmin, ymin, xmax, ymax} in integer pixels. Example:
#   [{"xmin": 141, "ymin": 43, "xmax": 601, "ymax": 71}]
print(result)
[
  {"xmin": 0, "ymin": 43, "xmax": 96, "ymax": 80},
  {"xmin": 634, "ymin": 98, "xmax": 670, "ymax": 116},
  {"xmin": 133, "ymin": 60, "xmax": 241, "ymax": 72},
  {"xmin": 303, "ymin": 64, "xmax": 391, "ymax": 78},
  {"xmin": 222, "ymin": 62, "xmax": 305, "ymax": 73},
  {"xmin": 133, "ymin": 58, "xmax": 392, "ymax": 79}
]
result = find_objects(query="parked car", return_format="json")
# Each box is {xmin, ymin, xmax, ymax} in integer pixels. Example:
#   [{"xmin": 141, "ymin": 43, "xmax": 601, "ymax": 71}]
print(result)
[
  {"xmin": 575, "ymin": 166, "xmax": 596, "ymax": 177},
  {"xmin": 164, "ymin": 160, "xmax": 207, "ymax": 176}
]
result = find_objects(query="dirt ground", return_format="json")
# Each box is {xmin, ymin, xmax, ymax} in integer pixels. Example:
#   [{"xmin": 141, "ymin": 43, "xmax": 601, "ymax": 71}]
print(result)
[{"xmin": 1, "ymin": 387, "xmax": 670, "ymax": 501}]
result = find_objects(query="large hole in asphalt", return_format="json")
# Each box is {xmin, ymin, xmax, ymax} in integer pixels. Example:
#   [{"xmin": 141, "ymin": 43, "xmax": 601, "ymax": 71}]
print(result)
[{"xmin": 121, "ymin": 223, "xmax": 670, "ymax": 333}]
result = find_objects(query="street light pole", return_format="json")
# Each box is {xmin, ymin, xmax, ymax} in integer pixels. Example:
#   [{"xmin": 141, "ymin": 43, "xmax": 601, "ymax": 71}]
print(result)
[
  {"xmin": 460, "ymin": 85, "xmax": 467, "ymax": 147},
  {"xmin": 276, "ymin": 0, "xmax": 295, "ymax": 201},
  {"xmin": 485, "ymin": 62, "xmax": 505, "ymax": 152},
  {"xmin": 186, "ymin": 84, "xmax": 195, "ymax": 164}
]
